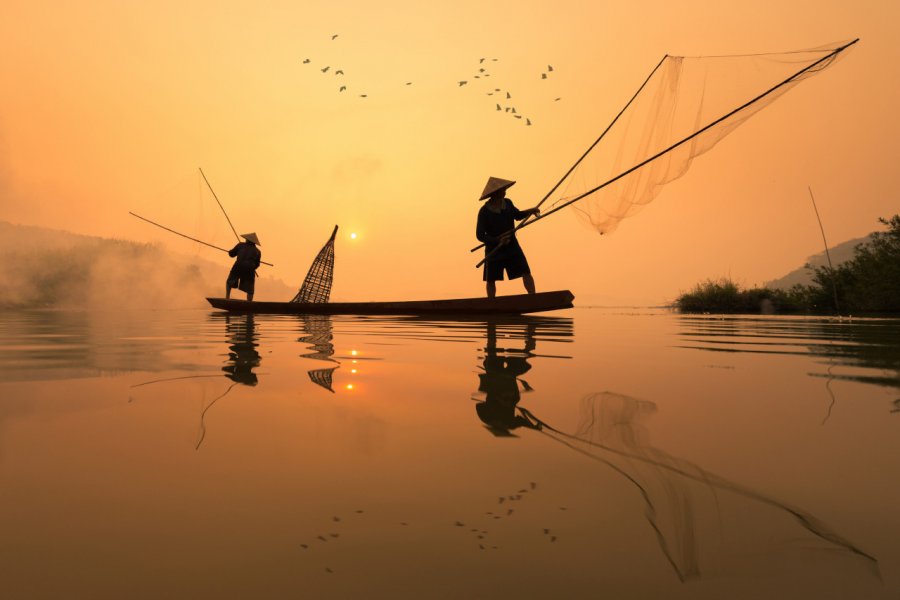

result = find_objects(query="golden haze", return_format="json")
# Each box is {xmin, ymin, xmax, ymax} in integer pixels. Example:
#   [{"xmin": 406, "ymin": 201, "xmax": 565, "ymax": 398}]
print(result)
[{"xmin": 1, "ymin": 0, "xmax": 898, "ymax": 304}]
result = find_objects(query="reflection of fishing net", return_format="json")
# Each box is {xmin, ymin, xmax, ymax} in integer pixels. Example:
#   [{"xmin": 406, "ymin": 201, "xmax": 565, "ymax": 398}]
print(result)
[
  {"xmin": 523, "ymin": 391, "xmax": 879, "ymax": 586},
  {"xmin": 307, "ymin": 367, "xmax": 338, "ymax": 393},
  {"xmin": 298, "ymin": 315, "xmax": 337, "ymax": 362},
  {"xmin": 298, "ymin": 315, "xmax": 339, "ymax": 391},
  {"xmin": 292, "ymin": 226, "xmax": 338, "ymax": 303},
  {"xmin": 540, "ymin": 41, "xmax": 856, "ymax": 235}
]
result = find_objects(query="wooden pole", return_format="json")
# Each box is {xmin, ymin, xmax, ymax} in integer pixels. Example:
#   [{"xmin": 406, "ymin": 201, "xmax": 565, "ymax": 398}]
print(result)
[
  {"xmin": 470, "ymin": 54, "xmax": 669, "ymax": 253},
  {"xmin": 475, "ymin": 38, "xmax": 859, "ymax": 268},
  {"xmin": 199, "ymin": 167, "xmax": 241, "ymax": 243},
  {"xmin": 129, "ymin": 212, "xmax": 274, "ymax": 267}
]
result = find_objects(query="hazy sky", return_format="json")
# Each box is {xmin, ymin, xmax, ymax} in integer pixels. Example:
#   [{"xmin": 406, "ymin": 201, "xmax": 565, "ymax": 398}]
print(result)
[{"xmin": 2, "ymin": 0, "xmax": 898, "ymax": 303}]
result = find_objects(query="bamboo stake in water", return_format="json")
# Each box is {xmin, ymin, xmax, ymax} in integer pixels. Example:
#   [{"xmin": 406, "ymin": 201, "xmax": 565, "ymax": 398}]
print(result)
[{"xmin": 808, "ymin": 186, "xmax": 840, "ymax": 314}]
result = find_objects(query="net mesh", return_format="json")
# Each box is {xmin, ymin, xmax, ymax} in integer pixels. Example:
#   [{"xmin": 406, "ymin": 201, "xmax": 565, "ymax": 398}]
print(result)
[
  {"xmin": 541, "ymin": 41, "xmax": 856, "ymax": 234},
  {"xmin": 292, "ymin": 226, "xmax": 338, "ymax": 303}
]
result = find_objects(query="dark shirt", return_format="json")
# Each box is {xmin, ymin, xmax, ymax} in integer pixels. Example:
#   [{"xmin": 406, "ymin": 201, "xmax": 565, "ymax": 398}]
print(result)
[
  {"xmin": 228, "ymin": 241, "xmax": 261, "ymax": 271},
  {"xmin": 476, "ymin": 199, "xmax": 529, "ymax": 248}
]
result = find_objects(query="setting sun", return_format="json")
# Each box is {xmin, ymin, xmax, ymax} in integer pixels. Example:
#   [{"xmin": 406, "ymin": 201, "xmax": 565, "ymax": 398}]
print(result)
[{"xmin": 350, "ymin": 232, "xmax": 358, "ymax": 240}]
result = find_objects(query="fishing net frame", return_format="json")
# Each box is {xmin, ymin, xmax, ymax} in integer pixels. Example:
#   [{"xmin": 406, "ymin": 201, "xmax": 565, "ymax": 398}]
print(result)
[{"xmin": 292, "ymin": 225, "xmax": 338, "ymax": 303}]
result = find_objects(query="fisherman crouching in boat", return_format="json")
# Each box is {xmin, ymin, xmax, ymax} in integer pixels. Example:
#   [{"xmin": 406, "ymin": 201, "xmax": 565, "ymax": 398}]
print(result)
[
  {"xmin": 226, "ymin": 233, "xmax": 262, "ymax": 301},
  {"xmin": 476, "ymin": 177, "xmax": 540, "ymax": 298}
]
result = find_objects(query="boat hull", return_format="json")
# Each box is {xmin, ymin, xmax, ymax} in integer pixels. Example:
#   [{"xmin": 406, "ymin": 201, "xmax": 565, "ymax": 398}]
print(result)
[{"xmin": 206, "ymin": 290, "xmax": 574, "ymax": 315}]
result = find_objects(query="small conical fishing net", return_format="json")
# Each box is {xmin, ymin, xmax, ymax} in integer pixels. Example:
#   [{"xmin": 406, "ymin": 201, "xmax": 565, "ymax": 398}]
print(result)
[
  {"xmin": 534, "ymin": 40, "xmax": 857, "ymax": 235},
  {"xmin": 292, "ymin": 226, "xmax": 338, "ymax": 303}
]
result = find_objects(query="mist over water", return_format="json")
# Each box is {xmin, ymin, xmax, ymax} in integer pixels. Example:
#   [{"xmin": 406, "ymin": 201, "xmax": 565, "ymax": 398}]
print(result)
[
  {"xmin": 1, "ymin": 307, "xmax": 898, "ymax": 599},
  {"xmin": 0, "ymin": 221, "xmax": 293, "ymax": 310}
]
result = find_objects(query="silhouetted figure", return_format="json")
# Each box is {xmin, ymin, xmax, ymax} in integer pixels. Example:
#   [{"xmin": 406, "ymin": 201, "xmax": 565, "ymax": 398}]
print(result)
[
  {"xmin": 226, "ymin": 233, "xmax": 261, "ymax": 301},
  {"xmin": 222, "ymin": 314, "xmax": 261, "ymax": 385},
  {"xmin": 475, "ymin": 322, "xmax": 541, "ymax": 436},
  {"xmin": 476, "ymin": 177, "xmax": 540, "ymax": 298}
]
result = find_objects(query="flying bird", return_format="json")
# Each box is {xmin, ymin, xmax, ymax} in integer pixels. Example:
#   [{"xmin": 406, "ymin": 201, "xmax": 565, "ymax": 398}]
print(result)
[
  {"xmin": 479, "ymin": 58, "xmax": 486, "ymax": 63},
  {"xmin": 458, "ymin": 80, "xmax": 467, "ymax": 86},
  {"xmin": 526, "ymin": 118, "xmax": 532, "ymax": 126},
  {"xmin": 302, "ymin": 58, "xmax": 310, "ymax": 64},
  {"xmin": 339, "ymin": 86, "xmax": 347, "ymax": 92},
  {"xmin": 506, "ymin": 92, "xmax": 511, "ymax": 99},
  {"xmin": 321, "ymin": 66, "xmax": 330, "ymax": 73},
  {"xmin": 406, "ymin": 82, "xmax": 412, "ymax": 85},
  {"xmin": 541, "ymin": 73, "xmax": 547, "ymax": 79},
  {"xmin": 514, "ymin": 114, "xmax": 522, "ymax": 119},
  {"xmin": 331, "ymin": 34, "xmax": 339, "ymax": 40},
  {"xmin": 554, "ymin": 97, "xmax": 562, "ymax": 101},
  {"xmin": 496, "ymin": 103, "xmax": 501, "ymax": 110},
  {"xmin": 548, "ymin": 64, "xmax": 554, "ymax": 71},
  {"xmin": 359, "ymin": 94, "xmax": 368, "ymax": 98},
  {"xmin": 510, "ymin": 107, "xmax": 517, "ymax": 114},
  {"xmin": 335, "ymin": 69, "xmax": 344, "ymax": 75},
  {"xmin": 479, "ymin": 68, "xmax": 486, "ymax": 73}
]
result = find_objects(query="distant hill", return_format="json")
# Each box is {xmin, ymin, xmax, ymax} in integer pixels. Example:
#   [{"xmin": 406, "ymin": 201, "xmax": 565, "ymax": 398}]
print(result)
[
  {"xmin": 766, "ymin": 234, "xmax": 874, "ymax": 290},
  {"xmin": 0, "ymin": 221, "xmax": 294, "ymax": 309}
]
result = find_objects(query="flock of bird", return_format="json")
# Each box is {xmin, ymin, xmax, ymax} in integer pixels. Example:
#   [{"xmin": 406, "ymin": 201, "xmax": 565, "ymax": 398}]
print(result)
[
  {"xmin": 457, "ymin": 57, "xmax": 561, "ymax": 126},
  {"xmin": 301, "ymin": 35, "xmax": 562, "ymax": 126}
]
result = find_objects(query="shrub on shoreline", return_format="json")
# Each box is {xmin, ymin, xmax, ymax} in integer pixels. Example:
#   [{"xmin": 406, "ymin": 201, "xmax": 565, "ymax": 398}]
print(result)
[
  {"xmin": 676, "ymin": 215, "xmax": 899, "ymax": 315},
  {"xmin": 674, "ymin": 278, "xmax": 807, "ymax": 314}
]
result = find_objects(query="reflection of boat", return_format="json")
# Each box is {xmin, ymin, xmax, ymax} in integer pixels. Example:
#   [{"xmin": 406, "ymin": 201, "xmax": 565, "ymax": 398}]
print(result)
[{"xmin": 207, "ymin": 290, "xmax": 575, "ymax": 315}]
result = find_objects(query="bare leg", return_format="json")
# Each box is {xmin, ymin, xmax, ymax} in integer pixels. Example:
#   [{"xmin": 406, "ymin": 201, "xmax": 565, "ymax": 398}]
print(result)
[
  {"xmin": 523, "ymin": 274, "xmax": 536, "ymax": 295},
  {"xmin": 486, "ymin": 280, "xmax": 496, "ymax": 298},
  {"xmin": 226, "ymin": 285, "xmax": 232, "ymax": 299},
  {"xmin": 247, "ymin": 293, "xmax": 254, "ymax": 301}
]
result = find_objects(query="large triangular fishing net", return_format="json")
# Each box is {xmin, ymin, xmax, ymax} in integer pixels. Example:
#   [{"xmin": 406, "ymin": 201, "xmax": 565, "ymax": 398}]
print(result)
[
  {"xmin": 292, "ymin": 226, "xmax": 338, "ymax": 303},
  {"xmin": 513, "ymin": 40, "xmax": 857, "ymax": 238}
]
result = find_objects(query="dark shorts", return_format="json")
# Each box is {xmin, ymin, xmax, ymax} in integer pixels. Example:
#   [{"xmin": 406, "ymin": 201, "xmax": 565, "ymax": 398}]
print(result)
[
  {"xmin": 227, "ymin": 265, "xmax": 256, "ymax": 294},
  {"xmin": 483, "ymin": 245, "xmax": 531, "ymax": 282}
]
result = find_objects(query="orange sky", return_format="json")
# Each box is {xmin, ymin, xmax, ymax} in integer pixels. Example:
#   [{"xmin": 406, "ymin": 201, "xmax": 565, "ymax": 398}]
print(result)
[{"xmin": 2, "ymin": 0, "xmax": 898, "ymax": 304}]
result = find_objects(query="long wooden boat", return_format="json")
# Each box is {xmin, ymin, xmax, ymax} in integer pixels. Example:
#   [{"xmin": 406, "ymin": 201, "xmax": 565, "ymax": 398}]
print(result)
[{"xmin": 206, "ymin": 290, "xmax": 574, "ymax": 315}]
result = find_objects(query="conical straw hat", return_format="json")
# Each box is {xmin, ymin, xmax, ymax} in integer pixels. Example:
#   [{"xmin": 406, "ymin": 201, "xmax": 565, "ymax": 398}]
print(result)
[
  {"xmin": 479, "ymin": 177, "xmax": 516, "ymax": 200},
  {"xmin": 241, "ymin": 232, "xmax": 261, "ymax": 246}
]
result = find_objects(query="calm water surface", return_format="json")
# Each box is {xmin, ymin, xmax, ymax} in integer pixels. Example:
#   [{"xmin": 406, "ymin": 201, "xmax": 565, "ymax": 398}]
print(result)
[{"xmin": 1, "ymin": 307, "xmax": 898, "ymax": 599}]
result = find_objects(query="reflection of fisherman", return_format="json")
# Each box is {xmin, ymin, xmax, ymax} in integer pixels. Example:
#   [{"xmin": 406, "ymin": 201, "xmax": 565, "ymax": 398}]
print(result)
[
  {"xmin": 226, "ymin": 232, "xmax": 262, "ymax": 301},
  {"xmin": 475, "ymin": 321, "xmax": 541, "ymax": 436},
  {"xmin": 222, "ymin": 314, "xmax": 261, "ymax": 385},
  {"xmin": 476, "ymin": 177, "xmax": 540, "ymax": 298}
]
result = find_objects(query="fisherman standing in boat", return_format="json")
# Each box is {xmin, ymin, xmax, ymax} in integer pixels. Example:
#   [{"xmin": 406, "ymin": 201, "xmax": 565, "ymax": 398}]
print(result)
[
  {"xmin": 226, "ymin": 233, "xmax": 262, "ymax": 301},
  {"xmin": 476, "ymin": 177, "xmax": 540, "ymax": 298}
]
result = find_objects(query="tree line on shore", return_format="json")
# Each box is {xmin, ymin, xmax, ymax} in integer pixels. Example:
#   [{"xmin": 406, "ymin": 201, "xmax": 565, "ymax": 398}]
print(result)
[{"xmin": 675, "ymin": 215, "xmax": 900, "ymax": 315}]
